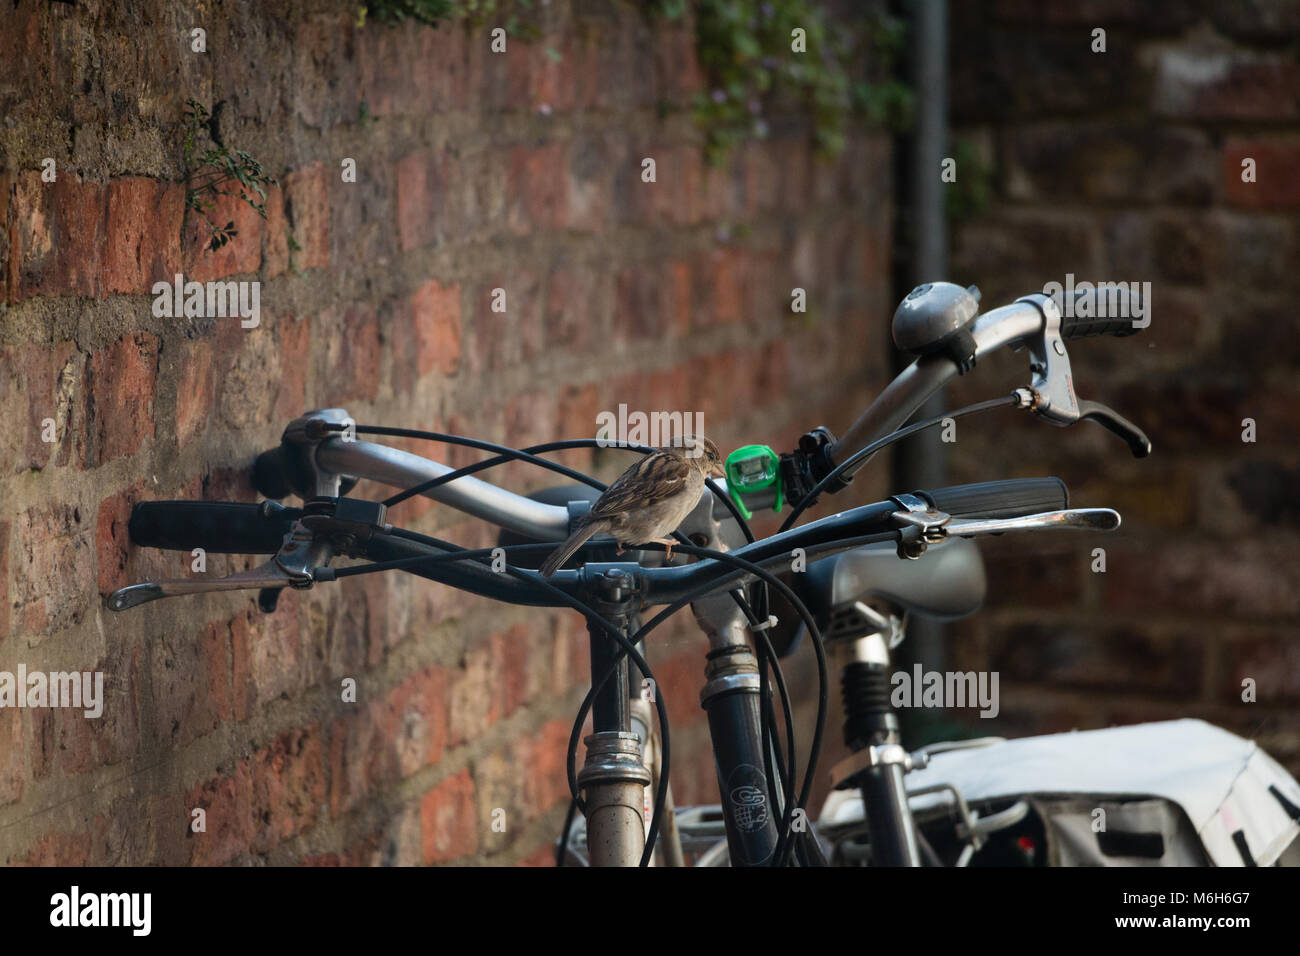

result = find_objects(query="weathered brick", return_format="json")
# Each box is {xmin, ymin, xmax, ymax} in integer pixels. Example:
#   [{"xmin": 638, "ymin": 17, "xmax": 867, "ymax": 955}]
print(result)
[
  {"xmin": 249, "ymin": 724, "xmax": 327, "ymax": 852},
  {"xmin": 95, "ymin": 479, "xmax": 150, "ymax": 599},
  {"xmin": 84, "ymin": 332, "xmax": 159, "ymax": 466},
  {"xmin": 315, "ymin": 302, "xmax": 381, "ymax": 403},
  {"xmin": 0, "ymin": 707, "xmax": 23, "ymax": 807},
  {"xmin": 8, "ymin": 172, "xmax": 106, "ymax": 300},
  {"xmin": 395, "ymin": 149, "xmax": 442, "ymax": 252},
  {"xmin": 1003, "ymin": 124, "xmax": 1217, "ymax": 204},
  {"xmin": 284, "ymin": 162, "xmax": 331, "ymax": 272},
  {"xmin": 0, "ymin": 341, "xmax": 80, "ymax": 474},
  {"xmin": 1105, "ymin": 540, "xmax": 1300, "ymax": 619},
  {"xmin": 187, "ymin": 762, "xmax": 255, "ymax": 866},
  {"xmin": 13, "ymin": 502, "xmax": 93, "ymax": 636},
  {"xmin": 421, "ymin": 768, "xmax": 478, "ymax": 863},
  {"xmin": 1222, "ymin": 137, "xmax": 1300, "ymax": 210},
  {"xmin": 407, "ymin": 279, "xmax": 462, "ymax": 378},
  {"xmin": 1217, "ymin": 629, "xmax": 1300, "ymax": 704},
  {"xmin": 508, "ymin": 143, "xmax": 568, "ymax": 233},
  {"xmin": 448, "ymin": 638, "xmax": 502, "ymax": 748},
  {"xmin": 1150, "ymin": 47, "xmax": 1300, "ymax": 121},
  {"xmin": 176, "ymin": 337, "xmax": 215, "ymax": 449},
  {"xmin": 103, "ymin": 178, "xmax": 184, "ymax": 293},
  {"xmin": 183, "ymin": 190, "xmax": 266, "ymax": 282},
  {"xmin": 151, "ymin": 619, "xmax": 233, "ymax": 749}
]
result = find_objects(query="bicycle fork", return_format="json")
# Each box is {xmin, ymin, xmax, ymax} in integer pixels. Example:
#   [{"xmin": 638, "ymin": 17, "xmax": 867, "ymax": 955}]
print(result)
[
  {"xmin": 829, "ymin": 617, "xmax": 925, "ymax": 866},
  {"xmin": 578, "ymin": 566, "xmax": 652, "ymax": 867}
]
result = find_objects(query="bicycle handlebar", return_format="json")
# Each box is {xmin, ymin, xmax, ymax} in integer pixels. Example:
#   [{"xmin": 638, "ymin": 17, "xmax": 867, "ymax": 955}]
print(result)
[{"xmin": 122, "ymin": 477, "xmax": 1073, "ymax": 610}]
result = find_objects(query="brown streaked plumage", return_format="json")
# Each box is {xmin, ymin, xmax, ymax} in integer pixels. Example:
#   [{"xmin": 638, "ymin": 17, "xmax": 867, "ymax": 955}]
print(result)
[{"xmin": 538, "ymin": 435, "xmax": 724, "ymax": 578}]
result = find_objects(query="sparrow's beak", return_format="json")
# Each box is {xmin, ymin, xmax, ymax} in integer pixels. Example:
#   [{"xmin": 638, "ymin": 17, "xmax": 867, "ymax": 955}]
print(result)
[{"xmin": 709, "ymin": 464, "xmax": 725, "ymax": 479}]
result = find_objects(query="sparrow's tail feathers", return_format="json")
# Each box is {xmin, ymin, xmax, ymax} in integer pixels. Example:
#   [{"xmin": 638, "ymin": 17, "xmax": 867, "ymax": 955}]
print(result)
[{"xmin": 539, "ymin": 522, "xmax": 603, "ymax": 578}]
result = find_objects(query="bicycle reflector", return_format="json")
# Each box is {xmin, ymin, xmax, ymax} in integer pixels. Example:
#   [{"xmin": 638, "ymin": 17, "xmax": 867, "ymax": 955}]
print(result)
[{"xmin": 724, "ymin": 445, "xmax": 783, "ymax": 520}]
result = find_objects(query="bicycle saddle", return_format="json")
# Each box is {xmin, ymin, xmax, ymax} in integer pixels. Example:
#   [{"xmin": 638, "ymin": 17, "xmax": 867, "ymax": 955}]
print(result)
[
  {"xmin": 766, "ymin": 537, "xmax": 986, "ymax": 657},
  {"xmin": 801, "ymin": 536, "xmax": 985, "ymax": 621}
]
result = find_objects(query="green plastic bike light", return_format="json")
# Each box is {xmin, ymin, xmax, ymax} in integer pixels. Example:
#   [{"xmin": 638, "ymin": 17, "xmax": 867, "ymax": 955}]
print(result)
[{"xmin": 724, "ymin": 444, "xmax": 783, "ymax": 521}]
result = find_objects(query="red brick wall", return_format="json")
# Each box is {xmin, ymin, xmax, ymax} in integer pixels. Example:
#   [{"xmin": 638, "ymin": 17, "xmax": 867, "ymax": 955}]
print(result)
[
  {"xmin": 943, "ymin": 2, "xmax": 1300, "ymax": 774},
  {"xmin": 0, "ymin": 1, "xmax": 895, "ymax": 863}
]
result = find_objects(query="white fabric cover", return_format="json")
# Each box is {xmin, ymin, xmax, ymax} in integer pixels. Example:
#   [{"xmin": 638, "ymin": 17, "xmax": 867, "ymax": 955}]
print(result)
[{"xmin": 819, "ymin": 719, "xmax": 1300, "ymax": 866}]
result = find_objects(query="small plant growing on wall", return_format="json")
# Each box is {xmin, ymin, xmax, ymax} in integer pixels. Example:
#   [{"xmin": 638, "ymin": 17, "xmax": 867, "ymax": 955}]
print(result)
[{"xmin": 182, "ymin": 98, "xmax": 276, "ymax": 251}]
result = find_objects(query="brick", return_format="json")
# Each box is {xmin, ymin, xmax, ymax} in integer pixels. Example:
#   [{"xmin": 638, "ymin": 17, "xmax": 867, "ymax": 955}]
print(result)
[
  {"xmin": 408, "ymin": 279, "xmax": 461, "ymax": 378},
  {"xmin": 37, "ymin": 643, "xmax": 142, "ymax": 777},
  {"xmin": 508, "ymin": 143, "xmax": 568, "ymax": 233},
  {"xmin": 515, "ymin": 718, "xmax": 572, "ymax": 822},
  {"xmin": 545, "ymin": 269, "xmax": 599, "ymax": 352},
  {"xmin": 507, "ymin": 32, "xmax": 575, "ymax": 112},
  {"xmin": 95, "ymin": 479, "xmax": 151, "ymax": 599},
  {"xmin": 448, "ymin": 638, "xmax": 502, "ymax": 748},
  {"xmin": 0, "ymin": 521, "xmax": 8, "ymax": 643},
  {"xmin": 103, "ymin": 178, "xmax": 184, "ymax": 293},
  {"xmin": 249, "ymin": 724, "xmax": 327, "ymax": 851},
  {"xmin": 494, "ymin": 625, "xmax": 531, "ymax": 716},
  {"xmin": 0, "ymin": 342, "xmax": 80, "ymax": 474},
  {"xmin": 1222, "ymin": 137, "xmax": 1300, "ymax": 210},
  {"xmin": 261, "ymin": 184, "xmax": 289, "ymax": 278},
  {"xmin": 182, "ymin": 189, "xmax": 266, "ymax": 282},
  {"xmin": 315, "ymin": 302, "xmax": 381, "ymax": 403},
  {"xmin": 13, "ymin": 502, "xmax": 93, "ymax": 636},
  {"xmin": 284, "ymin": 162, "xmax": 331, "ymax": 272},
  {"xmin": 8, "ymin": 172, "xmax": 106, "ymax": 300},
  {"xmin": 248, "ymin": 589, "xmax": 308, "ymax": 705},
  {"xmin": 151, "ymin": 619, "xmax": 233, "ymax": 749},
  {"xmin": 212, "ymin": 318, "xmax": 280, "ymax": 429},
  {"xmin": 1003, "ymin": 124, "xmax": 1216, "ymax": 205},
  {"xmin": 989, "ymin": 622, "xmax": 1204, "ymax": 695},
  {"xmin": 421, "ymin": 768, "xmax": 478, "ymax": 863},
  {"xmin": 273, "ymin": 315, "xmax": 311, "ymax": 420},
  {"xmin": 1150, "ymin": 47, "xmax": 1300, "ymax": 121},
  {"xmin": 1217, "ymin": 629, "xmax": 1300, "ymax": 703},
  {"xmin": 615, "ymin": 266, "xmax": 667, "ymax": 343},
  {"xmin": 382, "ymin": 665, "xmax": 449, "ymax": 778},
  {"xmin": 696, "ymin": 248, "xmax": 744, "ymax": 323},
  {"xmin": 176, "ymin": 337, "xmax": 215, "ymax": 448},
  {"xmin": 666, "ymin": 260, "xmax": 692, "ymax": 336},
  {"xmin": 1104, "ymin": 540, "xmax": 1300, "ymax": 619},
  {"xmin": 565, "ymin": 135, "xmax": 613, "ymax": 232},
  {"xmin": 395, "ymin": 149, "xmax": 442, "ymax": 252},
  {"xmin": 187, "ymin": 762, "xmax": 255, "ymax": 865},
  {"xmin": 84, "ymin": 332, "xmax": 159, "ymax": 466},
  {"xmin": 1208, "ymin": 0, "xmax": 1300, "ymax": 40},
  {"xmin": 0, "ymin": 707, "xmax": 23, "ymax": 807}
]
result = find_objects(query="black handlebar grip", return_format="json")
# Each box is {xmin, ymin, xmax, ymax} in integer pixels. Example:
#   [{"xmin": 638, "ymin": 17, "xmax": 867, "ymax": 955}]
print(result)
[
  {"xmin": 1058, "ymin": 289, "xmax": 1145, "ymax": 339},
  {"xmin": 922, "ymin": 477, "xmax": 1068, "ymax": 519},
  {"xmin": 128, "ymin": 501, "xmax": 302, "ymax": 553}
]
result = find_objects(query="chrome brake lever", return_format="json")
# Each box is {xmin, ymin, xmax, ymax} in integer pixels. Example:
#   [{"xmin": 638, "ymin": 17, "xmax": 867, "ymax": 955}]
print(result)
[
  {"xmin": 945, "ymin": 508, "xmax": 1120, "ymax": 536},
  {"xmin": 890, "ymin": 498, "xmax": 1120, "ymax": 560},
  {"xmin": 1012, "ymin": 293, "xmax": 1151, "ymax": 458},
  {"xmin": 107, "ymin": 521, "xmax": 331, "ymax": 611}
]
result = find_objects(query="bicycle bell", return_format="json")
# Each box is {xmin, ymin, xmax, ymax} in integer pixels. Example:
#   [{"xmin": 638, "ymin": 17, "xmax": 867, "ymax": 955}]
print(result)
[{"xmin": 891, "ymin": 282, "xmax": 982, "ymax": 373}]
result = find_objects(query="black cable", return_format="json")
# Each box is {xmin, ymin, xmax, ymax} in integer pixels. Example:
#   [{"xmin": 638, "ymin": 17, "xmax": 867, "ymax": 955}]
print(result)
[
  {"xmin": 344, "ymin": 527, "xmax": 672, "ymax": 868},
  {"xmin": 780, "ymin": 396, "xmax": 1017, "ymax": 532},
  {"xmin": 563, "ymin": 538, "xmax": 852, "ymax": 865},
  {"xmin": 556, "ymin": 797, "xmax": 579, "ymax": 867}
]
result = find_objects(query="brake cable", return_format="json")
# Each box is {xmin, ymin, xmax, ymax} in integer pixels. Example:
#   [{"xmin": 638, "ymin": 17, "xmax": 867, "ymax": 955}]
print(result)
[{"xmin": 779, "ymin": 395, "xmax": 1018, "ymax": 532}]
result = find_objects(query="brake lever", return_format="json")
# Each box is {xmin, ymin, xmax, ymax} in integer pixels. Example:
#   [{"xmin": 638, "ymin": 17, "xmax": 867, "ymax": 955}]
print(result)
[
  {"xmin": 891, "ymin": 494, "xmax": 1120, "ymax": 559},
  {"xmin": 1014, "ymin": 293, "xmax": 1152, "ymax": 458},
  {"xmin": 106, "ymin": 521, "xmax": 332, "ymax": 611}
]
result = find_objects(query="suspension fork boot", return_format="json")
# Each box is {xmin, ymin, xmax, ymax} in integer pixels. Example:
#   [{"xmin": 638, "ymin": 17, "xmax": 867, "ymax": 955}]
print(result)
[
  {"xmin": 700, "ymin": 644, "xmax": 781, "ymax": 867},
  {"xmin": 578, "ymin": 731, "xmax": 652, "ymax": 867}
]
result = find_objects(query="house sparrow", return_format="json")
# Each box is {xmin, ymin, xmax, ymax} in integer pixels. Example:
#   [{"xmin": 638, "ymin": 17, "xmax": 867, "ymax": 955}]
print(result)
[{"xmin": 538, "ymin": 435, "xmax": 725, "ymax": 578}]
